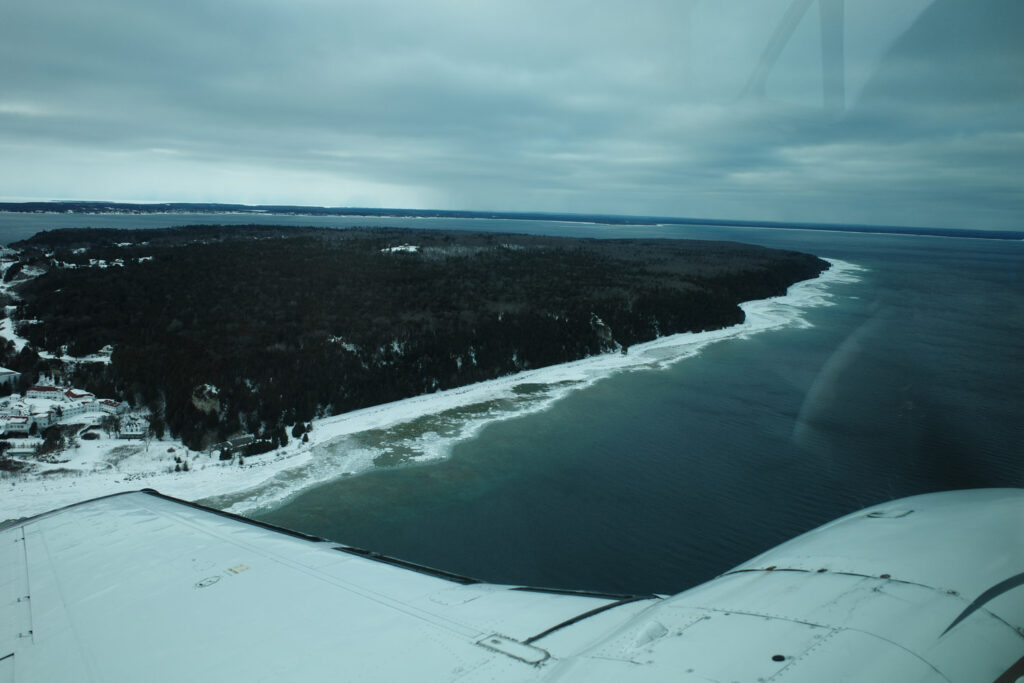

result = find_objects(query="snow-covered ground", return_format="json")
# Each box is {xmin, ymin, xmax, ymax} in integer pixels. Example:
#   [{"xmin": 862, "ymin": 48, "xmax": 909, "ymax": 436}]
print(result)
[{"xmin": 0, "ymin": 259, "xmax": 864, "ymax": 522}]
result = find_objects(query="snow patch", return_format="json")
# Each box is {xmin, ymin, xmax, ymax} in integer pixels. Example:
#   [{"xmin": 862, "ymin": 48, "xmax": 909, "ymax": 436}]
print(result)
[{"xmin": 327, "ymin": 336, "xmax": 359, "ymax": 353}]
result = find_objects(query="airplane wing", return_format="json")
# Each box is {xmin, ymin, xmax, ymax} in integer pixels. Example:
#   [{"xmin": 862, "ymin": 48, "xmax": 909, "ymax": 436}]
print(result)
[{"xmin": 2, "ymin": 488, "xmax": 1021, "ymax": 681}]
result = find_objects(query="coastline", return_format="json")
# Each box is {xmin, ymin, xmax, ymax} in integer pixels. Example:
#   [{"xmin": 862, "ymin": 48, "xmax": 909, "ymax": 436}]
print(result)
[{"xmin": 1, "ymin": 258, "xmax": 863, "ymax": 522}]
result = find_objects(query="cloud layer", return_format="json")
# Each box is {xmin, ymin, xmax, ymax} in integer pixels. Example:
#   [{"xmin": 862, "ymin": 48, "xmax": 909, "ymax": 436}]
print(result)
[{"xmin": 1, "ymin": 0, "xmax": 1021, "ymax": 229}]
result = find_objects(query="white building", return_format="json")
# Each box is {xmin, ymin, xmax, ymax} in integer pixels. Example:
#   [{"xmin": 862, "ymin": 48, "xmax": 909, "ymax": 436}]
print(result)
[
  {"xmin": 100, "ymin": 399, "xmax": 127, "ymax": 414},
  {"xmin": 26, "ymin": 385, "xmax": 65, "ymax": 400},
  {"xmin": 2, "ymin": 416, "xmax": 31, "ymax": 435},
  {"xmin": 59, "ymin": 401, "xmax": 94, "ymax": 419},
  {"xmin": 0, "ymin": 400, "xmax": 29, "ymax": 418},
  {"xmin": 65, "ymin": 389, "xmax": 95, "ymax": 402},
  {"xmin": 118, "ymin": 417, "xmax": 148, "ymax": 439},
  {"xmin": 31, "ymin": 408, "xmax": 58, "ymax": 430},
  {"xmin": 0, "ymin": 383, "xmax": 128, "ymax": 435}
]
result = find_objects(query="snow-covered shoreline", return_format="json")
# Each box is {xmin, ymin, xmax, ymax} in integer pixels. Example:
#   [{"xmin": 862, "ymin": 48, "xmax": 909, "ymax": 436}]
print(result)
[{"xmin": 1, "ymin": 258, "xmax": 863, "ymax": 522}]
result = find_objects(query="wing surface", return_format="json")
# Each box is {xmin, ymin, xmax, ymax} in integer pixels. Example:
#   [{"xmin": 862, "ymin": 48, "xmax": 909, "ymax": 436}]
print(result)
[{"xmin": 1, "ymin": 488, "xmax": 1021, "ymax": 681}]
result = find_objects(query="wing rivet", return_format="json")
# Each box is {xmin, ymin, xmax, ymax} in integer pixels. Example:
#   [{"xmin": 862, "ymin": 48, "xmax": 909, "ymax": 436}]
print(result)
[
  {"xmin": 816, "ymin": 568, "xmax": 827, "ymax": 573},
  {"xmin": 880, "ymin": 573, "xmax": 891, "ymax": 579},
  {"xmin": 772, "ymin": 654, "xmax": 786, "ymax": 662}
]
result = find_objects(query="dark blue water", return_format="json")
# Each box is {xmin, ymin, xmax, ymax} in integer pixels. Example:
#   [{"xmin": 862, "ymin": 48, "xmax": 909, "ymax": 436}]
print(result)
[
  {"xmin": 3, "ymin": 212, "xmax": 1020, "ymax": 594},
  {"xmin": 258, "ymin": 228, "xmax": 1023, "ymax": 594}
]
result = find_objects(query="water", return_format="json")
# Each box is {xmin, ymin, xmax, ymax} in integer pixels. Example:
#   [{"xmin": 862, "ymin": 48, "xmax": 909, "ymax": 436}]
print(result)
[
  {"xmin": 2, "ymin": 212, "xmax": 1021, "ymax": 594},
  {"xmin": 256, "ymin": 227, "xmax": 1023, "ymax": 594}
]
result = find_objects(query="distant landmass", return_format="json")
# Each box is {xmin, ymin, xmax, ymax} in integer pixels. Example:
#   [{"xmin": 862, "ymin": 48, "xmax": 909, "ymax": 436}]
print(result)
[
  {"xmin": 6, "ymin": 225, "xmax": 826, "ymax": 449},
  {"xmin": 2, "ymin": 201, "xmax": 1020, "ymax": 240}
]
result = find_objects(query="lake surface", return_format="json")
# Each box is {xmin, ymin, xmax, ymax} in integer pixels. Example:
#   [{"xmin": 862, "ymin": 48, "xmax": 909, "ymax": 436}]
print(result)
[{"xmin": 2, "ymin": 212, "xmax": 1021, "ymax": 594}]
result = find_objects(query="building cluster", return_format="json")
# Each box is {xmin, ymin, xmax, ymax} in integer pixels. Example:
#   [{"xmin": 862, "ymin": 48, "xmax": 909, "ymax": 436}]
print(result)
[
  {"xmin": 0, "ymin": 383, "xmax": 128, "ymax": 436},
  {"xmin": 118, "ymin": 416, "xmax": 148, "ymax": 439}
]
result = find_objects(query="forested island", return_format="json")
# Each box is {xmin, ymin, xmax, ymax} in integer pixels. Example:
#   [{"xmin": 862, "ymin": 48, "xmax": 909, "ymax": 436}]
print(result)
[{"xmin": 4, "ymin": 226, "xmax": 827, "ymax": 450}]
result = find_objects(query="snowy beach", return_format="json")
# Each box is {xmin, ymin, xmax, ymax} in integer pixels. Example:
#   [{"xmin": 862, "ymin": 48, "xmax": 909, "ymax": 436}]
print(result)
[{"xmin": 1, "ymin": 259, "xmax": 862, "ymax": 522}]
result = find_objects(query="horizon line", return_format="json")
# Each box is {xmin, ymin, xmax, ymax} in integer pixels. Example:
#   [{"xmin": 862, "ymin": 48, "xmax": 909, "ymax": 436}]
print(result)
[{"xmin": 1, "ymin": 199, "xmax": 1020, "ymax": 240}]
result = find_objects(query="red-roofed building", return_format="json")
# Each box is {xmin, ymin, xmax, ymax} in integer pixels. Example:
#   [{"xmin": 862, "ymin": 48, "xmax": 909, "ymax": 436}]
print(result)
[
  {"xmin": 65, "ymin": 389, "xmax": 95, "ymax": 401},
  {"xmin": 2, "ymin": 415, "xmax": 31, "ymax": 435},
  {"xmin": 27, "ymin": 386, "xmax": 64, "ymax": 400},
  {"xmin": 100, "ymin": 399, "xmax": 127, "ymax": 414}
]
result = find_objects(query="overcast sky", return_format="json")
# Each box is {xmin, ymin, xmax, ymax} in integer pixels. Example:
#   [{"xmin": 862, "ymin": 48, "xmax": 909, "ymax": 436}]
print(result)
[{"xmin": 1, "ymin": 0, "xmax": 1020, "ymax": 230}]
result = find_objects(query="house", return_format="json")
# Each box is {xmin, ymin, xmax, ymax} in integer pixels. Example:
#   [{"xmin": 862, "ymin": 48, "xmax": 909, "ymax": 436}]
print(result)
[
  {"xmin": 65, "ymin": 389, "xmax": 95, "ymax": 402},
  {"xmin": 30, "ymin": 408, "xmax": 58, "ymax": 430},
  {"xmin": 118, "ymin": 417, "xmax": 148, "ymax": 439},
  {"xmin": 99, "ymin": 399, "xmax": 127, "ymax": 414},
  {"xmin": 0, "ymin": 401, "xmax": 30, "ymax": 418},
  {"xmin": 2, "ymin": 416, "xmax": 31, "ymax": 435},
  {"xmin": 0, "ymin": 401, "xmax": 48, "ymax": 433},
  {"xmin": 59, "ymin": 401, "xmax": 92, "ymax": 419}
]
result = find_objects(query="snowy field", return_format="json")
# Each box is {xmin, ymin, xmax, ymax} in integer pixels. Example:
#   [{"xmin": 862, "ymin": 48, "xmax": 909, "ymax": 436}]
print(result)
[{"xmin": 1, "ymin": 259, "xmax": 863, "ymax": 522}]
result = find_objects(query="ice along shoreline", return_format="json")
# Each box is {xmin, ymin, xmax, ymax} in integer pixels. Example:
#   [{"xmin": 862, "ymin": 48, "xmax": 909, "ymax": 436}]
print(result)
[{"xmin": 1, "ymin": 259, "xmax": 863, "ymax": 522}]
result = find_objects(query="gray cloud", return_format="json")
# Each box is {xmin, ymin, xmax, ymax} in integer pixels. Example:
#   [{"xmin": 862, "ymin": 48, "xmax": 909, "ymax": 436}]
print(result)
[{"xmin": 0, "ymin": 0, "xmax": 1021, "ymax": 229}]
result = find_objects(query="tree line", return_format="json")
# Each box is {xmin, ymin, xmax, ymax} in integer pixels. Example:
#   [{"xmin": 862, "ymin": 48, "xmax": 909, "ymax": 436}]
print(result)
[{"xmin": 10, "ymin": 226, "xmax": 828, "ymax": 449}]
